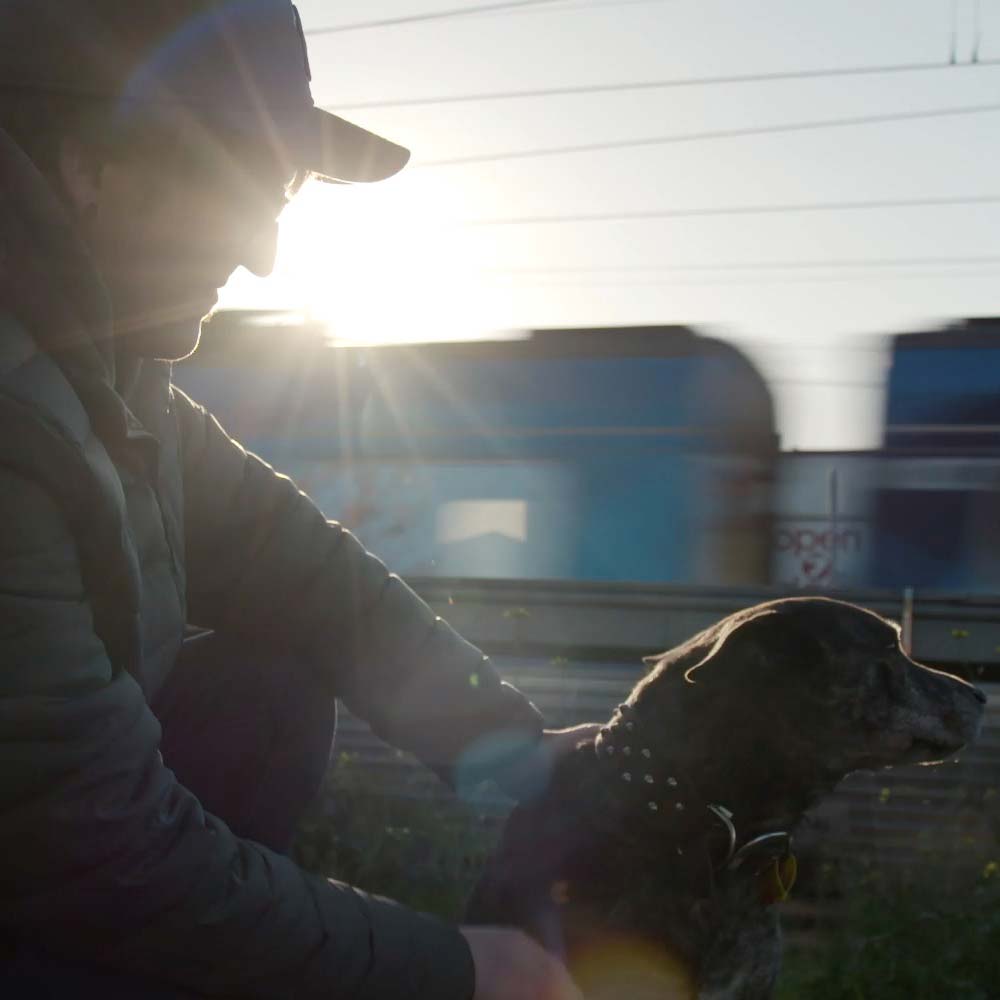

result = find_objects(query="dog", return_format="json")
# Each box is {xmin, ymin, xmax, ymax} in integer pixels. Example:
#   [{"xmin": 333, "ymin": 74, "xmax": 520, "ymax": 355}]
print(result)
[{"xmin": 466, "ymin": 597, "xmax": 986, "ymax": 999}]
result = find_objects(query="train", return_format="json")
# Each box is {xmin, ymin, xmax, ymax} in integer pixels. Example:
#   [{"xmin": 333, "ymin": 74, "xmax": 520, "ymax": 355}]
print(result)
[
  {"xmin": 174, "ymin": 311, "xmax": 999, "ymax": 598},
  {"xmin": 175, "ymin": 314, "xmax": 777, "ymax": 585},
  {"xmin": 775, "ymin": 320, "xmax": 1000, "ymax": 594}
]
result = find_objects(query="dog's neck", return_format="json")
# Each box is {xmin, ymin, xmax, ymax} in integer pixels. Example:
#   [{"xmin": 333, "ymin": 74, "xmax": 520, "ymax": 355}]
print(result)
[{"xmin": 592, "ymin": 691, "xmax": 846, "ymax": 849}]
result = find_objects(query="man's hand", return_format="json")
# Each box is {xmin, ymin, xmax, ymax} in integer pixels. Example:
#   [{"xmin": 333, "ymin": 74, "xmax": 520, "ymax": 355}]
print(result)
[
  {"xmin": 460, "ymin": 926, "xmax": 584, "ymax": 1000},
  {"xmin": 542, "ymin": 724, "xmax": 603, "ymax": 763},
  {"xmin": 495, "ymin": 723, "xmax": 604, "ymax": 802}
]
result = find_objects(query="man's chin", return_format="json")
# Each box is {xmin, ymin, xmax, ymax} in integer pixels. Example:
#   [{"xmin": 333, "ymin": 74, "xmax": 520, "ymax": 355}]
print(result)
[
  {"xmin": 115, "ymin": 311, "xmax": 211, "ymax": 362},
  {"xmin": 111, "ymin": 286, "xmax": 221, "ymax": 361}
]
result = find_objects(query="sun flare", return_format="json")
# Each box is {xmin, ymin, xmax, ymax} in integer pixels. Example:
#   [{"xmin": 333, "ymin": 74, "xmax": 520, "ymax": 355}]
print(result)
[{"xmin": 218, "ymin": 170, "xmax": 513, "ymax": 345}]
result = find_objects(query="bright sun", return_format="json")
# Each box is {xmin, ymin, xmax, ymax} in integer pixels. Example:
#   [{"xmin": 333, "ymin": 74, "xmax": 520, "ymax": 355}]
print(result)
[{"xmin": 218, "ymin": 170, "xmax": 512, "ymax": 345}]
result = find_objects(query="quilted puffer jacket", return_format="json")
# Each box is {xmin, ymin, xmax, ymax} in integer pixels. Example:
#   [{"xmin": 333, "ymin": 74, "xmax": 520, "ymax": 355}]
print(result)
[{"xmin": 0, "ymin": 126, "xmax": 543, "ymax": 999}]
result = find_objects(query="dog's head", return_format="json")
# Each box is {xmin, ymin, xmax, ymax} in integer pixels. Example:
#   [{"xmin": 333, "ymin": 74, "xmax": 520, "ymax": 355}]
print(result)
[{"xmin": 634, "ymin": 598, "xmax": 985, "ymax": 788}]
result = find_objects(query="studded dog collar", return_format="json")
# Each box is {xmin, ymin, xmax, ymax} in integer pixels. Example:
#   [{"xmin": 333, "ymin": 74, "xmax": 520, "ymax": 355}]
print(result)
[
  {"xmin": 593, "ymin": 702, "xmax": 796, "ymax": 900},
  {"xmin": 594, "ymin": 703, "xmax": 727, "ymax": 830}
]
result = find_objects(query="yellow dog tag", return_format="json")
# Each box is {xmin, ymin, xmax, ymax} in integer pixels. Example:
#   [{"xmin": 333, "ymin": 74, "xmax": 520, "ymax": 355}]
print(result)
[{"xmin": 759, "ymin": 854, "xmax": 797, "ymax": 905}]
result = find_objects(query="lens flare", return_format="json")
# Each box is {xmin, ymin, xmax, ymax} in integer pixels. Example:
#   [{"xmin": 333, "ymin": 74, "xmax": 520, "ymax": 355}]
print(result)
[{"xmin": 568, "ymin": 934, "xmax": 698, "ymax": 1000}]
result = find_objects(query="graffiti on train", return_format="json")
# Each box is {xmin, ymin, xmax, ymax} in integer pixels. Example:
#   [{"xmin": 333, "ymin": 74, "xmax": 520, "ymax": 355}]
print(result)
[{"xmin": 774, "ymin": 523, "xmax": 866, "ymax": 587}]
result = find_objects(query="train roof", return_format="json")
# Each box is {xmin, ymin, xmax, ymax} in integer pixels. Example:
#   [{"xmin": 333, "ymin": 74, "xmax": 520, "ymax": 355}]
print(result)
[
  {"xmin": 195, "ymin": 312, "xmax": 754, "ymax": 362},
  {"xmin": 891, "ymin": 317, "xmax": 1000, "ymax": 350}
]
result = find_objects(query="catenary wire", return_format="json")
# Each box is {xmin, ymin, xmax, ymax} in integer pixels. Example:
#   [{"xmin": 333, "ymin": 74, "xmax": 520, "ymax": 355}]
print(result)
[
  {"xmin": 481, "ymin": 254, "xmax": 1000, "ymax": 273},
  {"xmin": 492, "ymin": 0, "xmax": 677, "ymax": 13},
  {"xmin": 459, "ymin": 192, "xmax": 1000, "ymax": 226},
  {"xmin": 306, "ymin": 0, "xmax": 674, "ymax": 35},
  {"xmin": 770, "ymin": 379, "xmax": 883, "ymax": 388},
  {"xmin": 491, "ymin": 266, "xmax": 1000, "ymax": 288},
  {"xmin": 323, "ymin": 58, "xmax": 1000, "ymax": 112},
  {"xmin": 303, "ymin": 0, "xmax": 574, "ymax": 36},
  {"xmin": 418, "ymin": 100, "xmax": 1000, "ymax": 166}
]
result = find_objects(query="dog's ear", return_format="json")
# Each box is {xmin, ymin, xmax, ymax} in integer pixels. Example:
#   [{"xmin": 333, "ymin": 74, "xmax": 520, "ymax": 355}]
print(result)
[
  {"xmin": 678, "ymin": 608, "xmax": 776, "ymax": 683},
  {"xmin": 642, "ymin": 624, "xmax": 720, "ymax": 674},
  {"xmin": 683, "ymin": 606, "xmax": 825, "ymax": 685}
]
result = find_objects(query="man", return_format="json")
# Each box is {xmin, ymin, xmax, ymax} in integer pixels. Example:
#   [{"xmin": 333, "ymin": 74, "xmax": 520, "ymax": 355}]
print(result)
[{"xmin": 0, "ymin": 1, "xmax": 590, "ymax": 997}]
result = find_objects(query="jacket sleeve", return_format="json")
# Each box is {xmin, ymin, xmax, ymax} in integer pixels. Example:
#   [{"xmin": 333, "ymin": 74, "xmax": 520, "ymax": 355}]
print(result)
[
  {"xmin": 0, "ymin": 465, "xmax": 475, "ymax": 999},
  {"xmin": 174, "ymin": 387, "xmax": 545, "ymax": 788}
]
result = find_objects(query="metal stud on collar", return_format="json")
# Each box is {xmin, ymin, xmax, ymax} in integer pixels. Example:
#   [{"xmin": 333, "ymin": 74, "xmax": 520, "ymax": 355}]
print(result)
[
  {"xmin": 622, "ymin": 772, "xmax": 632, "ymax": 782},
  {"xmin": 667, "ymin": 777, "xmax": 678, "ymax": 787}
]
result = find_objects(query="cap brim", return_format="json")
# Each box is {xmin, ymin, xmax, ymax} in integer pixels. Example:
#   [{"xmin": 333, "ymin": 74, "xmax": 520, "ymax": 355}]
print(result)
[{"xmin": 303, "ymin": 107, "xmax": 410, "ymax": 184}]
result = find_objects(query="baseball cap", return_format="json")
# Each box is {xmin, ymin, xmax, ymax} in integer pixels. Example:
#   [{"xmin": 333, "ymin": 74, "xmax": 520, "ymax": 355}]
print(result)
[{"xmin": 0, "ymin": 0, "xmax": 410, "ymax": 184}]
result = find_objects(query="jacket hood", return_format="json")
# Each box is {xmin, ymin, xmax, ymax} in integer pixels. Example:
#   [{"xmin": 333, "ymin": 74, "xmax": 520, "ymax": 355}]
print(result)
[{"xmin": 0, "ymin": 126, "xmax": 116, "ymax": 389}]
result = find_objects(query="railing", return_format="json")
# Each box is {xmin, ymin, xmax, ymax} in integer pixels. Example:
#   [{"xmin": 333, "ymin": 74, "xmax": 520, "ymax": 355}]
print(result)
[
  {"xmin": 409, "ymin": 577, "xmax": 1000, "ymax": 667},
  {"xmin": 332, "ymin": 578, "xmax": 1000, "ymax": 932}
]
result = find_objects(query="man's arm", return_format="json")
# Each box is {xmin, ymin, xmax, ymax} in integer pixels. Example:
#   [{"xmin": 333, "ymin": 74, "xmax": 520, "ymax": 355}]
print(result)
[
  {"xmin": 0, "ymin": 465, "xmax": 475, "ymax": 999},
  {"xmin": 175, "ymin": 387, "xmax": 546, "ymax": 789}
]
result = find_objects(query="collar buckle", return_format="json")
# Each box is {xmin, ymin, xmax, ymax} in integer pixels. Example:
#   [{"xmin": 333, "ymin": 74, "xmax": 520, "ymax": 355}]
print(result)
[
  {"xmin": 726, "ymin": 831, "xmax": 793, "ymax": 872},
  {"xmin": 707, "ymin": 803, "xmax": 737, "ymax": 866}
]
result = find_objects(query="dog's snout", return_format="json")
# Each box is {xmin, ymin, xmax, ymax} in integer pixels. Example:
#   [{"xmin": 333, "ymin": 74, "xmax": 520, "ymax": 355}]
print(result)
[
  {"xmin": 897, "ymin": 658, "xmax": 986, "ymax": 748},
  {"xmin": 945, "ymin": 707, "xmax": 970, "ymax": 732},
  {"xmin": 906, "ymin": 658, "xmax": 984, "ymax": 704},
  {"xmin": 947, "ymin": 676, "xmax": 988, "ymax": 713}
]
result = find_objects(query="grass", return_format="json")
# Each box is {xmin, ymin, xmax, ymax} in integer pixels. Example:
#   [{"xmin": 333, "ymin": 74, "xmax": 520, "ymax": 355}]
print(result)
[
  {"xmin": 292, "ymin": 751, "xmax": 502, "ymax": 920},
  {"xmin": 295, "ymin": 753, "xmax": 1000, "ymax": 997},
  {"xmin": 776, "ymin": 862, "xmax": 1000, "ymax": 1000}
]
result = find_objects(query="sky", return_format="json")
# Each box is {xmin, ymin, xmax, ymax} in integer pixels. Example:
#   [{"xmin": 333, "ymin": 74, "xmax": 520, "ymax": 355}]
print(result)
[{"xmin": 218, "ymin": 0, "xmax": 1000, "ymax": 449}]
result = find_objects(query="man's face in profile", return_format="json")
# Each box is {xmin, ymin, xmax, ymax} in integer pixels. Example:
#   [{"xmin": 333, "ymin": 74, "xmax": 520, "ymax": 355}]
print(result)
[{"xmin": 79, "ymin": 126, "xmax": 298, "ymax": 360}]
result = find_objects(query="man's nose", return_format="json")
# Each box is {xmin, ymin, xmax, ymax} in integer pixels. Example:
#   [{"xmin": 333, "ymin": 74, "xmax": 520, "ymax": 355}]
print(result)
[{"xmin": 240, "ymin": 219, "xmax": 280, "ymax": 278}]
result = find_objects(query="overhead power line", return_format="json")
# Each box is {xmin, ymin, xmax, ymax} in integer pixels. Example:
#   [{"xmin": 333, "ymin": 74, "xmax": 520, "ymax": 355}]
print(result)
[
  {"xmin": 502, "ymin": 0, "xmax": 674, "ymax": 12},
  {"xmin": 419, "ymin": 100, "xmax": 1000, "ymax": 167},
  {"xmin": 498, "ymin": 267, "xmax": 1000, "ymax": 289},
  {"xmin": 462, "ymin": 193, "xmax": 1000, "ymax": 227},
  {"xmin": 306, "ymin": 0, "xmax": 671, "ymax": 35},
  {"xmin": 323, "ymin": 58, "xmax": 1000, "ymax": 112},
  {"xmin": 770, "ymin": 379, "xmax": 883, "ymax": 389},
  {"xmin": 483, "ymin": 254, "xmax": 1000, "ymax": 273},
  {"xmin": 303, "ymin": 0, "xmax": 568, "ymax": 36}
]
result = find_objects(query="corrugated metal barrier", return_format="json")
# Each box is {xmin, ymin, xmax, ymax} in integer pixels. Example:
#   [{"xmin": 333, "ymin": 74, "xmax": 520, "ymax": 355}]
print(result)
[{"xmin": 330, "ymin": 579, "xmax": 1000, "ymax": 928}]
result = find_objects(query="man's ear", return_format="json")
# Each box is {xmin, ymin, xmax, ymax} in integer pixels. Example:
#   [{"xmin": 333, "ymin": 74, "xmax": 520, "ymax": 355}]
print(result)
[{"xmin": 56, "ymin": 136, "xmax": 104, "ymax": 224}]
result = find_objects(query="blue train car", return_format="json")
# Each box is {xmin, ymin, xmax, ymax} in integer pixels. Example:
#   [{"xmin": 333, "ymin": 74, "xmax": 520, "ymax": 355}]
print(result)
[
  {"xmin": 872, "ymin": 319, "xmax": 1000, "ymax": 593},
  {"xmin": 175, "ymin": 313, "xmax": 777, "ymax": 584}
]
